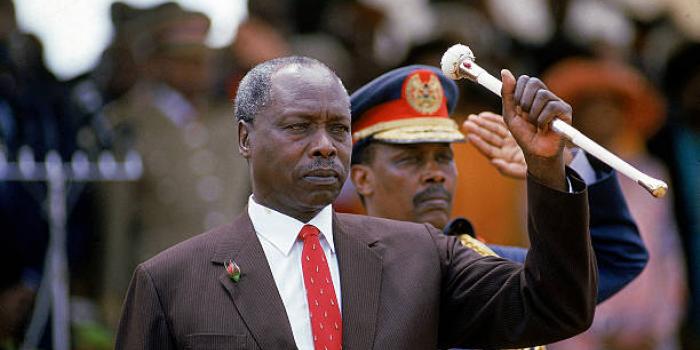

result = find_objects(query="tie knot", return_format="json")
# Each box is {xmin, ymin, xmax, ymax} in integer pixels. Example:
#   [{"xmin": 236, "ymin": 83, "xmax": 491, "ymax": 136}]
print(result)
[{"xmin": 299, "ymin": 224, "xmax": 320, "ymax": 241}]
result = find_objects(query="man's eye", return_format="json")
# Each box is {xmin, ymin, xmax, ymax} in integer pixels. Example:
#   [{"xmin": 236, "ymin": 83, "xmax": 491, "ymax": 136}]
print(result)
[
  {"xmin": 397, "ymin": 156, "xmax": 419, "ymax": 164},
  {"xmin": 286, "ymin": 123, "xmax": 309, "ymax": 131},
  {"xmin": 330, "ymin": 124, "xmax": 349, "ymax": 134},
  {"xmin": 437, "ymin": 153, "xmax": 454, "ymax": 163}
]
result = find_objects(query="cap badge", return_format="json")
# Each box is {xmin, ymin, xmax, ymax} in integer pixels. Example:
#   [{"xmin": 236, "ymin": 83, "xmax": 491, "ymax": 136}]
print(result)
[{"xmin": 404, "ymin": 72, "xmax": 443, "ymax": 115}]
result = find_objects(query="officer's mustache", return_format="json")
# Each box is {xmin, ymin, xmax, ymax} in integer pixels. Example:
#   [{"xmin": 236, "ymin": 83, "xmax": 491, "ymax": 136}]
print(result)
[{"xmin": 413, "ymin": 184, "xmax": 452, "ymax": 207}]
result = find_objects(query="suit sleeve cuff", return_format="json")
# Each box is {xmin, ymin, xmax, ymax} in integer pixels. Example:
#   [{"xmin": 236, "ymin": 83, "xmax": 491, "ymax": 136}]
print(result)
[{"xmin": 528, "ymin": 167, "xmax": 586, "ymax": 194}]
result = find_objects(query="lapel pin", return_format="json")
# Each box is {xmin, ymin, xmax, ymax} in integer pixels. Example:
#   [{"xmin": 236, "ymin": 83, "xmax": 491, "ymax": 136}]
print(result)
[{"xmin": 225, "ymin": 259, "xmax": 241, "ymax": 282}]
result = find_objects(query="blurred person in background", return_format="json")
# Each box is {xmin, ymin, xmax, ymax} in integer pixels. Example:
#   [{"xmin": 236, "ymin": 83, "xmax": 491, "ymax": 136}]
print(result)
[
  {"xmin": 216, "ymin": 15, "xmax": 291, "ymax": 102},
  {"xmin": 244, "ymin": 0, "xmax": 388, "ymax": 88},
  {"xmin": 67, "ymin": 2, "xmax": 146, "ymax": 160},
  {"xmin": 539, "ymin": 57, "xmax": 686, "ymax": 350},
  {"xmin": 99, "ymin": 2, "xmax": 250, "ymax": 326},
  {"xmin": 219, "ymin": 0, "xmax": 384, "ymax": 101},
  {"xmin": 648, "ymin": 42, "xmax": 700, "ymax": 348}
]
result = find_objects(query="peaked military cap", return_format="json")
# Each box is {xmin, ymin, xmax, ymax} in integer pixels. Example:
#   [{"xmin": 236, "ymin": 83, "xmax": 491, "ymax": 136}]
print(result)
[{"xmin": 350, "ymin": 65, "xmax": 464, "ymax": 144}]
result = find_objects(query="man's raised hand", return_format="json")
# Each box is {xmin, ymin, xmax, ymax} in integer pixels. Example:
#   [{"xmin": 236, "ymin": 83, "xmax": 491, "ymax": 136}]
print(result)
[
  {"xmin": 462, "ymin": 112, "xmax": 527, "ymax": 179},
  {"xmin": 500, "ymin": 69, "xmax": 571, "ymax": 190}
]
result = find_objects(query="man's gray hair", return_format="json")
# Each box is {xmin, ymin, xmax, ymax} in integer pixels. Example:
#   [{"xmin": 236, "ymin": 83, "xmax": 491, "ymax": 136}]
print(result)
[{"xmin": 234, "ymin": 56, "xmax": 344, "ymax": 123}]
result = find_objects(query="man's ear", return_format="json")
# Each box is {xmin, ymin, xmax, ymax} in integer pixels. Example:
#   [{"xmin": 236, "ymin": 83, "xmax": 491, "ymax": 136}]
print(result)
[
  {"xmin": 238, "ymin": 120, "xmax": 251, "ymax": 158},
  {"xmin": 350, "ymin": 164, "xmax": 374, "ymax": 198}
]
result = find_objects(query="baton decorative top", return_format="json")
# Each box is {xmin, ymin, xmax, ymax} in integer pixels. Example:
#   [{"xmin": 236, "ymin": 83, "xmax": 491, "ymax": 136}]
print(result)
[{"xmin": 440, "ymin": 44, "xmax": 475, "ymax": 80}]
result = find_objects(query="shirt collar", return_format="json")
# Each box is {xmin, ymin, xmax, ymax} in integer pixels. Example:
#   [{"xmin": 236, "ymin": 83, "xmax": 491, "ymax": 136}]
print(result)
[{"xmin": 247, "ymin": 195, "xmax": 335, "ymax": 256}]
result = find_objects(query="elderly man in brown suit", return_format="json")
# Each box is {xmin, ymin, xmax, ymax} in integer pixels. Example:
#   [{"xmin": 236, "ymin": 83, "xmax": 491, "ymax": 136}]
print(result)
[{"xmin": 116, "ymin": 56, "xmax": 596, "ymax": 350}]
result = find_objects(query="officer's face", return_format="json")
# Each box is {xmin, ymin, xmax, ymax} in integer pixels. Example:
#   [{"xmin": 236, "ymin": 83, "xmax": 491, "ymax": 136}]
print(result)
[
  {"xmin": 239, "ymin": 64, "xmax": 351, "ymax": 222},
  {"xmin": 352, "ymin": 142, "xmax": 457, "ymax": 229}
]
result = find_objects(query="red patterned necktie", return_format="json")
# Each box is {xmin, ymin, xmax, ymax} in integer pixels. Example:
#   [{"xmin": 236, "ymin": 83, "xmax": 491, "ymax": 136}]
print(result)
[{"xmin": 299, "ymin": 224, "xmax": 342, "ymax": 350}]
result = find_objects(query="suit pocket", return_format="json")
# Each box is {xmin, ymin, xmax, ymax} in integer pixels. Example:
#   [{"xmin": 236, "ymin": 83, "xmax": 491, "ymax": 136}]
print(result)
[{"xmin": 185, "ymin": 333, "xmax": 256, "ymax": 350}]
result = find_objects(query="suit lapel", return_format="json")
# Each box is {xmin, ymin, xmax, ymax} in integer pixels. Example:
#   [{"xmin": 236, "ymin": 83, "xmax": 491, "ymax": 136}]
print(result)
[
  {"xmin": 211, "ymin": 212, "xmax": 297, "ymax": 349},
  {"xmin": 333, "ymin": 214, "xmax": 383, "ymax": 349}
]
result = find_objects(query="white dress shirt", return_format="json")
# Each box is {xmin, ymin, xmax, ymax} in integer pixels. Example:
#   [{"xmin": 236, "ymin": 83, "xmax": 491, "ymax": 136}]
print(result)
[{"xmin": 247, "ymin": 196, "xmax": 342, "ymax": 350}]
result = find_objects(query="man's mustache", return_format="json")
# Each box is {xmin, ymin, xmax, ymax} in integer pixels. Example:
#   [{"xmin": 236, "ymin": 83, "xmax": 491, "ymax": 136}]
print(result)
[
  {"xmin": 300, "ymin": 158, "xmax": 344, "ymax": 175},
  {"xmin": 413, "ymin": 184, "xmax": 452, "ymax": 207}
]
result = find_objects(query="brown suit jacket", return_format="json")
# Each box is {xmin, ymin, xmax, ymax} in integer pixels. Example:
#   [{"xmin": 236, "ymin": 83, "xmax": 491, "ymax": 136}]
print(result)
[{"xmin": 116, "ymin": 176, "xmax": 596, "ymax": 350}]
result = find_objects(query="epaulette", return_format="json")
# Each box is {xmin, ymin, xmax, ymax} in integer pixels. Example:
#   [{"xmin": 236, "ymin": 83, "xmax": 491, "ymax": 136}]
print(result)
[{"xmin": 456, "ymin": 234, "xmax": 499, "ymax": 257}]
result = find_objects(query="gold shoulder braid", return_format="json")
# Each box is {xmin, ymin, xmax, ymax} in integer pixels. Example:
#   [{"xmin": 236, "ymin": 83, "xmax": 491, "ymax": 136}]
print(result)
[
  {"xmin": 456, "ymin": 235, "xmax": 547, "ymax": 350},
  {"xmin": 456, "ymin": 234, "xmax": 499, "ymax": 257}
]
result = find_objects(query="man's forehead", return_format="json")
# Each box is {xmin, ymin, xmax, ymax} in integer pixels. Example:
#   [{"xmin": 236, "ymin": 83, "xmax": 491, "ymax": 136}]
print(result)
[
  {"xmin": 268, "ymin": 64, "xmax": 349, "ymax": 111},
  {"xmin": 276, "ymin": 63, "xmax": 330, "ymax": 77},
  {"xmin": 374, "ymin": 142, "xmax": 453, "ymax": 154},
  {"xmin": 272, "ymin": 63, "xmax": 338, "ymax": 88}
]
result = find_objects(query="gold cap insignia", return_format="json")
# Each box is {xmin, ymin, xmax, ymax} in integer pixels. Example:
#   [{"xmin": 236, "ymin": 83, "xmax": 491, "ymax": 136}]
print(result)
[{"xmin": 404, "ymin": 72, "xmax": 444, "ymax": 115}]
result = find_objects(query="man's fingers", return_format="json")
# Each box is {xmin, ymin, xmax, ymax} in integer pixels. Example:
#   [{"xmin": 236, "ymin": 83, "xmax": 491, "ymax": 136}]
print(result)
[
  {"xmin": 465, "ymin": 114, "xmax": 509, "ymax": 142},
  {"xmin": 467, "ymin": 133, "xmax": 500, "ymax": 159},
  {"xmin": 555, "ymin": 101, "xmax": 573, "ymax": 125},
  {"xmin": 500, "ymin": 69, "xmax": 517, "ymax": 122},
  {"xmin": 464, "ymin": 118, "xmax": 505, "ymax": 148},
  {"xmin": 513, "ymin": 75, "xmax": 529, "ymax": 104},
  {"xmin": 477, "ymin": 111, "xmax": 505, "ymax": 123},
  {"xmin": 529, "ymin": 89, "xmax": 557, "ymax": 121},
  {"xmin": 475, "ymin": 112, "xmax": 510, "ymax": 138},
  {"xmin": 518, "ymin": 78, "xmax": 546, "ymax": 113},
  {"xmin": 492, "ymin": 159, "xmax": 527, "ymax": 179},
  {"xmin": 491, "ymin": 159, "xmax": 509, "ymax": 173},
  {"xmin": 507, "ymin": 76, "xmax": 572, "ymax": 133},
  {"xmin": 536, "ymin": 101, "xmax": 570, "ymax": 130}
]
